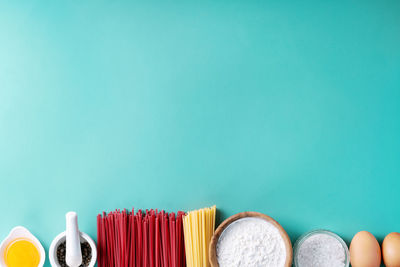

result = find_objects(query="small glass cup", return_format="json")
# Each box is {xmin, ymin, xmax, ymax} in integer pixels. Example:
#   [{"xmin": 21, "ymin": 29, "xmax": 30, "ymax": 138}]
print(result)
[{"xmin": 293, "ymin": 229, "xmax": 350, "ymax": 267}]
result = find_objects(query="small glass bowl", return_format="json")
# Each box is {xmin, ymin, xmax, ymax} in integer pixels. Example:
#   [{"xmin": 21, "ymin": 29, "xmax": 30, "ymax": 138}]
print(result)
[{"xmin": 293, "ymin": 229, "xmax": 350, "ymax": 267}]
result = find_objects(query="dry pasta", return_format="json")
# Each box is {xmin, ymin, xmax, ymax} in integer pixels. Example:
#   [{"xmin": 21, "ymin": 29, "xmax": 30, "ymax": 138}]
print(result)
[{"xmin": 183, "ymin": 206, "xmax": 216, "ymax": 267}]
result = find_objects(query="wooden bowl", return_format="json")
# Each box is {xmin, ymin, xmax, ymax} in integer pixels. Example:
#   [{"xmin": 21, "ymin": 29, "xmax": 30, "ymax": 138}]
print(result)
[{"xmin": 209, "ymin": 211, "xmax": 293, "ymax": 267}]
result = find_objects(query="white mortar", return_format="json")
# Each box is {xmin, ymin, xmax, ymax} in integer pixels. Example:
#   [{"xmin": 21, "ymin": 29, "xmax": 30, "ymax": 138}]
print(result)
[{"xmin": 49, "ymin": 231, "xmax": 97, "ymax": 267}]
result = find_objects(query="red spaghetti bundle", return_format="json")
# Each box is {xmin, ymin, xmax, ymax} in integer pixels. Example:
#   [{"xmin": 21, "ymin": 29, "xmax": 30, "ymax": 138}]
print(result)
[{"xmin": 97, "ymin": 209, "xmax": 186, "ymax": 267}]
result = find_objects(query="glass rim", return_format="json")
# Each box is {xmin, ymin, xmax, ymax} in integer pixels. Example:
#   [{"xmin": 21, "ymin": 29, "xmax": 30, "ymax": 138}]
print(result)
[{"xmin": 293, "ymin": 229, "xmax": 350, "ymax": 267}]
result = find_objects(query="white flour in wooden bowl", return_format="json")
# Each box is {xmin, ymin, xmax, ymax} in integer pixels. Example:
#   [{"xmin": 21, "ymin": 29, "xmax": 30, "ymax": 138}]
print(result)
[{"xmin": 216, "ymin": 217, "xmax": 287, "ymax": 267}]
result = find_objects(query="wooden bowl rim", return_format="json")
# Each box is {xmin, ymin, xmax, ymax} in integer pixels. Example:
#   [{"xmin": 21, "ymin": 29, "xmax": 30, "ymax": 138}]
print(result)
[{"xmin": 209, "ymin": 211, "xmax": 293, "ymax": 267}]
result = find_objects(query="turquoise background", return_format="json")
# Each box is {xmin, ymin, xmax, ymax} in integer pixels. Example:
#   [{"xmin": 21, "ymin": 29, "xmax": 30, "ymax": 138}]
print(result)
[{"xmin": 0, "ymin": 0, "xmax": 399, "ymax": 266}]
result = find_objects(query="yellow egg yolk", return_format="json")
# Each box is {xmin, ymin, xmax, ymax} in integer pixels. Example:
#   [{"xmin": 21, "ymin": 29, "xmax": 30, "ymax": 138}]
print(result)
[{"xmin": 5, "ymin": 239, "xmax": 40, "ymax": 267}]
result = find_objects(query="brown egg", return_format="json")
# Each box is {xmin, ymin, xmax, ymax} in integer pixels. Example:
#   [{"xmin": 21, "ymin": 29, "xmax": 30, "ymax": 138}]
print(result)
[
  {"xmin": 383, "ymin": 232, "xmax": 400, "ymax": 267},
  {"xmin": 350, "ymin": 231, "xmax": 381, "ymax": 267}
]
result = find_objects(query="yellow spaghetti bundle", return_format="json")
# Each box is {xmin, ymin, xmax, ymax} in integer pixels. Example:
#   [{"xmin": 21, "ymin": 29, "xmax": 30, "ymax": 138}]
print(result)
[{"xmin": 183, "ymin": 205, "xmax": 216, "ymax": 267}]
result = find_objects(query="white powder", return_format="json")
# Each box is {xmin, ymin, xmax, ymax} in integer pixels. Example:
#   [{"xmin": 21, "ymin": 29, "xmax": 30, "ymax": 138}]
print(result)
[
  {"xmin": 216, "ymin": 217, "xmax": 287, "ymax": 267},
  {"xmin": 296, "ymin": 233, "xmax": 346, "ymax": 267}
]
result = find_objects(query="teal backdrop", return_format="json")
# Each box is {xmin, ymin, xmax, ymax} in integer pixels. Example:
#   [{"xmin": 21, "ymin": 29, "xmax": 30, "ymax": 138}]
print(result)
[{"xmin": 0, "ymin": 0, "xmax": 399, "ymax": 266}]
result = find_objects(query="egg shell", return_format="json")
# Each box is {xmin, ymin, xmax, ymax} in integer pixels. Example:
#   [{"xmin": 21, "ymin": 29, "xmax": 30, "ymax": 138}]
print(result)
[
  {"xmin": 382, "ymin": 232, "xmax": 400, "ymax": 267},
  {"xmin": 350, "ymin": 231, "xmax": 381, "ymax": 267}
]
